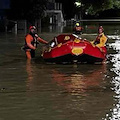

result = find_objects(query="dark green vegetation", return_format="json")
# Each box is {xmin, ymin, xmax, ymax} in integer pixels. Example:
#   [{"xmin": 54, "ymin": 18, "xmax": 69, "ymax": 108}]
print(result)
[
  {"xmin": 76, "ymin": 0, "xmax": 120, "ymax": 18},
  {"xmin": 7, "ymin": 0, "xmax": 48, "ymax": 20},
  {"xmin": 7, "ymin": 0, "xmax": 120, "ymax": 20}
]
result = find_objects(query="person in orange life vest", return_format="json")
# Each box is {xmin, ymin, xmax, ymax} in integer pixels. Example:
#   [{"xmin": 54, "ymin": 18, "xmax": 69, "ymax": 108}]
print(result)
[
  {"xmin": 24, "ymin": 26, "xmax": 48, "ymax": 59},
  {"xmin": 91, "ymin": 26, "xmax": 107, "ymax": 48}
]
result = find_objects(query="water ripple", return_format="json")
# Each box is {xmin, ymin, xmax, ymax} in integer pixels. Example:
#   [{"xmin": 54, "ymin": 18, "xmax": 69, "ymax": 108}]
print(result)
[{"xmin": 103, "ymin": 37, "xmax": 120, "ymax": 120}]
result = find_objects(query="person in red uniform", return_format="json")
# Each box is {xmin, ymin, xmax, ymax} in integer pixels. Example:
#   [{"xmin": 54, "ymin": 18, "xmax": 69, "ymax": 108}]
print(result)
[{"xmin": 24, "ymin": 26, "xmax": 48, "ymax": 59}]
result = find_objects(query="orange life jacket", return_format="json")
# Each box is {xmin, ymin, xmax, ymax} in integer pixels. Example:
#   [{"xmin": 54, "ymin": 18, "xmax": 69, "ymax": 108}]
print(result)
[{"xmin": 24, "ymin": 33, "xmax": 38, "ymax": 50}]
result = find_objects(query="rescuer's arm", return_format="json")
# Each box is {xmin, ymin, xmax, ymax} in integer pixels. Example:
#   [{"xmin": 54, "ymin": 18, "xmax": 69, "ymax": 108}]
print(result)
[
  {"xmin": 35, "ymin": 34, "xmax": 48, "ymax": 44},
  {"xmin": 96, "ymin": 35, "xmax": 107, "ymax": 48}
]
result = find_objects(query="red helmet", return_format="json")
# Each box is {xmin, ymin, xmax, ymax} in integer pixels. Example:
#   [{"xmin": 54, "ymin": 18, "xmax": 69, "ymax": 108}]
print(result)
[{"xmin": 29, "ymin": 26, "xmax": 36, "ymax": 30}]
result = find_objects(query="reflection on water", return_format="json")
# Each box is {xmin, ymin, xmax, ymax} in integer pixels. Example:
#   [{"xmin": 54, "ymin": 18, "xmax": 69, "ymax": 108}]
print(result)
[
  {"xmin": 103, "ymin": 36, "xmax": 120, "ymax": 120},
  {"xmin": 25, "ymin": 59, "xmax": 112, "ymax": 120},
  {"xmin": 51, "ymin": 64, "xmax": 107, "ymax": 95},
  {"xmin": 26, "ymin": 60, "xmax": 35, "ymax": 91}
]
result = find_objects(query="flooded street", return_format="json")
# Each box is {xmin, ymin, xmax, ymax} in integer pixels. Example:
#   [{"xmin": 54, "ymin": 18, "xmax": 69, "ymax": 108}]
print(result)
[{"xmin": 0, "ymin": 22, "xmax": 120, "ymax": 120}]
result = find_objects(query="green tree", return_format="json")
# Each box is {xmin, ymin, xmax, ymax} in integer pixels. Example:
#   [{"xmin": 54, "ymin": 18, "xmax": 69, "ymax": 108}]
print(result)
[
  {"xmin": 25, "ymin": 0, "xmax": 48, "ymax": 20},
  {"xmin": 77, "ymin": 0, "xmax": 120, "ymax": 16},
  {"xmin": 8, "ymin": 0, "xmax": 48, "ymax": 20}
]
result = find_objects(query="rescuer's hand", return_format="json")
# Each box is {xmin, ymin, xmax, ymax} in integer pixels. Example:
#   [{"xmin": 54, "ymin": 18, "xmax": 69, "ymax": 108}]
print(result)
[{"xmin": 35, "ymin": 34, "xmax": 39, "ymax": 38}]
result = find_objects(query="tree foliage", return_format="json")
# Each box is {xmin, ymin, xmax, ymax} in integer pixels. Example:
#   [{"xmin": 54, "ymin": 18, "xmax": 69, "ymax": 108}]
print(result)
[
  {"xmin": 8, "ymin": 0, "xmax": 120, "ymax": 20},
  {"xmin": 9, "ymin": 0, "xmax": 48, "ymax": 20},
  {"xmin": 77, "ymin": 0, "xmax": 120, "ymax": 16},
  {"xmin": 26, "ymin": 0, "xmax": 48, "ymax": 20}
]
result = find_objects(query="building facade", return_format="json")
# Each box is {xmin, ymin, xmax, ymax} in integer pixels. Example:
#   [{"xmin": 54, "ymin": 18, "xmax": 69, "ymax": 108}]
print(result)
[{"xmin": 45, "ymin": 0, "xmax": 65, "ymax": 25}]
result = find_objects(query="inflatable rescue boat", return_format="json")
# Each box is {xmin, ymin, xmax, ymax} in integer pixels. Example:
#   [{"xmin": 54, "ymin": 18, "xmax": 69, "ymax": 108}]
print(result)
[{"xmin": 42, "ymin": 34, "xmax": 107, "ymax": 64}]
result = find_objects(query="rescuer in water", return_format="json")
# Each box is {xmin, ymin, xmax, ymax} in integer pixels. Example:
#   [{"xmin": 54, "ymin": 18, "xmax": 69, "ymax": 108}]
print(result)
[{"xmin": 23, "ymin": 26, "xmax": 48, "ymax": 59}]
